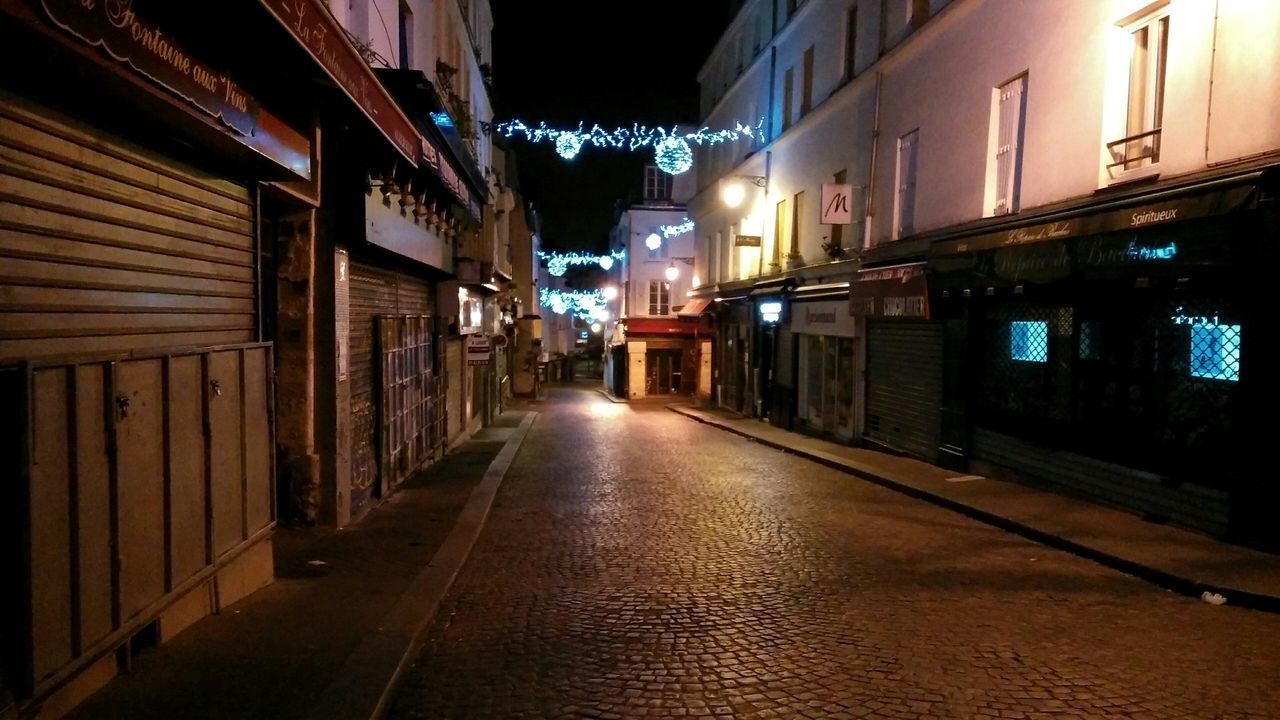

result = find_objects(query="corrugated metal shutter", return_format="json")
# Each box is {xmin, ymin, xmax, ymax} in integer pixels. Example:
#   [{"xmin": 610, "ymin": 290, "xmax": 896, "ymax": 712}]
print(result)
[
  {"xmin": 865, "ymin": 321, "xmax": 942, "ymax": 461},
  {"xmin": 348, "ymin": 262, "xmax": 433, "ymax": 516},
  {"xmin": 0, "ymin": 94, "xmax": 255, "ymax": 363}
]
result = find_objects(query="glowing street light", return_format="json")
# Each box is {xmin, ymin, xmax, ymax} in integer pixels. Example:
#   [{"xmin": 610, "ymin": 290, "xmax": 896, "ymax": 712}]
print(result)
[
  {"xmin": 590, "ymin": 322, "xmax": 602, "ymax": 333},
  {"xmin": 602, "ymin": 285, "xmax": 618, "ymax": 301},
  {"xmin": 665, "ymin": 261, "xmax": 679, "ymax": 282}
]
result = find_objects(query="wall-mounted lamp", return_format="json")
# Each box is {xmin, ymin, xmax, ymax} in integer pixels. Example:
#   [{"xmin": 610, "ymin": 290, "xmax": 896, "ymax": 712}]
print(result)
[
  {"xmin": 720, "ymin": 175, "xmax": 766, "ymax": 208},
  {"xmin": 665, "ymin": 261, "xmax": 679, "ymax": 282}
]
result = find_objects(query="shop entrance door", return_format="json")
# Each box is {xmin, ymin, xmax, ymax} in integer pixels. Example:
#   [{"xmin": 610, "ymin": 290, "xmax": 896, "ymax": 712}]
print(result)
[{"xmin": 646, "ymin": 349, "xmax": 683, "ymax": 395}]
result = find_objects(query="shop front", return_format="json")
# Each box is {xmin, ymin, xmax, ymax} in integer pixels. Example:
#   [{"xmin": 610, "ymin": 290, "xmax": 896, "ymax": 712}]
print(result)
[
  {"xmin": 791, "ymin": 298, "xmax": 862, "ymax": 442},
  {"xmin": 928, "ymin": 172, "xmax": 1277, "ymax": 544},
  {"xmin": 850, "ymin": 263, "xmax": 942, "ymax": 462}
]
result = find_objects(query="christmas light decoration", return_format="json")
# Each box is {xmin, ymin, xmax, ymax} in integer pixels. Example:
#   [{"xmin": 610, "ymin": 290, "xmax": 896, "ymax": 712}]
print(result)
[
  {"xmin": 539, "ymin": 287, "xmax": 606, "ymax": 319},
  {"xmin": 645, "ymin": 233, "xmax": 662, "ymax": 251},
  {"xmin": 536, "ymin": 249, "xmax": 628, "ymax": 277},
  {"xmin": 495, "ymin": 119, "xmax": 765, "ymax": 175},
  {"xmin": 660, "ymin": 218, "xmax": 694, "ymax": 239},
  {"xmin": 654, "ymin": 135, "xmax": 693, "ymax": 175}
]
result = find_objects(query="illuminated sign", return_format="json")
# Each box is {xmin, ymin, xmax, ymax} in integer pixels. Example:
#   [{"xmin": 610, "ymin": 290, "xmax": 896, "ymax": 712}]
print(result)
[{"xmin": 758, "ymin": 300, "xmax": 783, "ymax": 325}]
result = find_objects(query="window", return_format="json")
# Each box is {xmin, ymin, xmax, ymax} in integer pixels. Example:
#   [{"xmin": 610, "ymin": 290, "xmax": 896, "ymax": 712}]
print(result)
[
  {"xmin": 1190, "ymin": 323, "xmax": 1240, "ymax": 382},
  {"xmin": 398, "ymin": 1, "xmax": 413, "ymax": 69},
  {"xmin": 844, "ymin": 7, "xmax": 858, "ymax": 81},
  {"xmin": 644, "ymin": 165, "xmax": 672, "ymax": 202},
  {"xmin": 1010, "ymin": 321, "xmax": 1048, "ymax": 363},
  {"xmin": 801, "ymin": 46, "xmax": 815, "ymax": 116},
  {"xmin": 992, "ymin": 74, "xmax": 1027, "ymax": 215},
  {"xmin": 791, "ymin": 190, "xmax": 805, "ymax": 259},
  {"xmin": 1078, "ymin": 321, "xmax": 1101, "ymax": 360},
  {"xmin": 909, "ymin": 0, "xmax": 929, "ymax": 28},
  {"xmin": 782, "ymin": 67, "xmax": 794, "ymax": 130},
  {"xmin": 894, "ymin": 129, "xmax": 919, "ymax": 239},
  {"xmin": 1110, "ymin": 9, "xmax": 1169, "ymax": 172},
  {"xmin": 648, "ymin": 280, "xmax": 670, "ymax": 316},
  {"xmin": 773, "ymin": 198, "xmax": 787, "ymax": 267}
]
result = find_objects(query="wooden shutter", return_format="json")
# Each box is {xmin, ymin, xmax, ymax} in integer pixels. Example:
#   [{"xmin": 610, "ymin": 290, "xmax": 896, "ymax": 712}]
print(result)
[
  {"xmin": 896, "ymin": 130, "xmax": 919, "ymax": 238},
  {"xmin": 994, "ymin": 75, "xmax": 1027, "ymax": 215}
]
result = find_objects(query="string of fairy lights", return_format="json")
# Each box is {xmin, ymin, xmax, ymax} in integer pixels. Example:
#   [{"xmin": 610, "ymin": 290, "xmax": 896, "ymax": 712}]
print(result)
[
  {"xmin": 538, "ymin": 287, "xmax": 606, "ymax": 319},
  {"xmin": 494, "ymin": 119, "xmax": 764, "ymax": 175},
  {"xmin": 535, "ymin": 249, "xmax": 627, "ymax": 276}
]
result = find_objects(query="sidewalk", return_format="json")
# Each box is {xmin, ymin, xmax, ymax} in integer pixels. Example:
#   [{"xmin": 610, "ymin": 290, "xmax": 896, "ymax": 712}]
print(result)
[
  {"xmin": 668, "ymin": 403, "xmax": 1280, "ymax": 613},
  {"xmin": 63, "ymin": 408, "xmax": 538, "ymax": 720}
]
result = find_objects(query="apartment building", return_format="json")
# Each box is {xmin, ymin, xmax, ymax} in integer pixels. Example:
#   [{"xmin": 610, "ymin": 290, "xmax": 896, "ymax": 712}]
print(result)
[{"xmin": 692, "ymin": 0, "xmax": 1280, "ymax": 546}]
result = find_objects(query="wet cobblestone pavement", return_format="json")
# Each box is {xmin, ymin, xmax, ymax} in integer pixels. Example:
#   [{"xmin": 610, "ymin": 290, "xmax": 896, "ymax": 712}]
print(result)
[{"xmin": 387, "ymin": 386, "xmax": 1280, "ymax": 719}]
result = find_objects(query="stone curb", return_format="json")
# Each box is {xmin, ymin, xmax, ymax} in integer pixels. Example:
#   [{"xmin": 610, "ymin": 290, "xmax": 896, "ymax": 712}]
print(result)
[
  {"xmin": 594, "ymin": 387, "xmax": 628, "ymax": 404},
  {"xmin": 666, "ymin": 405, "xmax": 1280, "ymax": 615},
  {"xmin": 307, "ymin": 411, "xmax": 540, "ymax": 720}
]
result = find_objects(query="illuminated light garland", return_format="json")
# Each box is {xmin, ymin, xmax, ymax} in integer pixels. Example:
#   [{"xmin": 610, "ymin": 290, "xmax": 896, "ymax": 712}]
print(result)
[
  {"xmin": 495, "ymin": 119, "xmax": 765, "ymax": 175},
  {"xmin": 539, "ymin": 287, "xmax": 605, "ymax": 319},
  {"xmin": 654, "ymin": 135, "xmax": 693, "ymax": 175},
  {"xmin": 537, "ymin": 249, "xmax": 627, "ymax": 277},
  {"xmin": 660, "ymin": 218, "xmax": 694, "ymax": 239}
]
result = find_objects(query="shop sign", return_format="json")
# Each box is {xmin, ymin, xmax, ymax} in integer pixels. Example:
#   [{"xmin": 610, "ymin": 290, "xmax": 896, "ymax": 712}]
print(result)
[
  {"xmin": 735, "ymin": 235, "xmax": 762, "ymax": 247},
  {"xmin": 791, "ymin": 299, "xmax": 860, "ymax": 337},
  {"xmin": 849, "ymin": 264, "xmax": 929, "ymax": 319},
  {"xmin": 466, "ymin": 334, "xmax": 490, "ymax": 365},
  {"xmin": 820, "ymin": 183, "xmax": 854, "ymax": 225},
  {"xmin": 39, "ymin": 0, "xmax": 311, "ymax": 178},
  {"xmin": 259, "ymin": 0, "xmax": 419, "ymax": 165},
  {"xmin": 930, "ymin": 184, "xmax": 1256, "ymax": 257}
]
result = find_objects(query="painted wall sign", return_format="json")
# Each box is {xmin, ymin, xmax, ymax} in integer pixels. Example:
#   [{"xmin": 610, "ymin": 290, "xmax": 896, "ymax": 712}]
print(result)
[
  {"xmin": 820, "ymin": 183, "xmax": 854, "ymax": 225},
  {"xmin": 39, "ymin": 0, "xmax": 310, "ymax": 177},
  {"xmin": 259, "ymin": 0, "xmax": 420, "ymax": 165}
]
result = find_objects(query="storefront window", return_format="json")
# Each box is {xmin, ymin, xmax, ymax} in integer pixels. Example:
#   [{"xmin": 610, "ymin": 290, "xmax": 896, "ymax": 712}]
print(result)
[
  {"xmin": 799, "ymin": 334, "xmax": 857, "ymax": 441},
  {"xmin": 1189, "ymin": 323, "xmax": 1240, "ymax": 382},
  {"xmin": 1010, "ymin": 321, "xmax": 1048, "ymax": 362}
]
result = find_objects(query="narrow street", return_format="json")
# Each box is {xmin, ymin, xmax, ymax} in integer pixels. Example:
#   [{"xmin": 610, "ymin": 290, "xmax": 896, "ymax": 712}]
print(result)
[{"xmin": 387, "ymin": 385, "xmax": 1280, "ymax": 720}]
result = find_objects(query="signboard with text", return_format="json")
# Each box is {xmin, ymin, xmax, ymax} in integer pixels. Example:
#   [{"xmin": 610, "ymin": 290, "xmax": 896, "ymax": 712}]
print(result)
[
  {"xmin": 849, "ymin": 264, "xmax": 929, "ymax": 319},
  {"xmin": 466, "ymin": 334, "xmax": 490, "ymax": 365}
]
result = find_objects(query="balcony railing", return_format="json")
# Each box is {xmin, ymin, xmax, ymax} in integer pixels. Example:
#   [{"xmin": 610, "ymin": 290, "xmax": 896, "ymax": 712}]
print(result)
[{"xmin": 1107, "ymin": 127, "xmax": 1162, "ymax": 172}]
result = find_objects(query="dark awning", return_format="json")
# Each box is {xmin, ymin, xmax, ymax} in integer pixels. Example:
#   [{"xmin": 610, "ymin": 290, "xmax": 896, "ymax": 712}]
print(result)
[
  {"xmin": 927, "ymin": 171, "xmax": 1262, "ymax": 259},
  {"xmin": 849, "ymin": 262, "xmax": 929, "ymax": 319}
]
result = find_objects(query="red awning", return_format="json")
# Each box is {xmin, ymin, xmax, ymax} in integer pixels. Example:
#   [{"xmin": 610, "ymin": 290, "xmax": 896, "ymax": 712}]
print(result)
[
  {"xmin": 676, "ymin": 297, "xmax": 714, "ymax": 317},
  {"xmin": 625, "ymin": 317, "xmax": 698, "ymax": 335}
]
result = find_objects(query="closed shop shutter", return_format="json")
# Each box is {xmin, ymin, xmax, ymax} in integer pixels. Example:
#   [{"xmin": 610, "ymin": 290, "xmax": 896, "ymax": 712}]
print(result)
[
  {"xmin": 0, "ymin": 94, "xmax": 255, "ymax": 363},
  {"xmin": 348, "ymin": 261, "xmax": 434, "ymax": 517},
  {"xmin": 865, "ymin": 321, "xmax": 943, "ymax": 461}
]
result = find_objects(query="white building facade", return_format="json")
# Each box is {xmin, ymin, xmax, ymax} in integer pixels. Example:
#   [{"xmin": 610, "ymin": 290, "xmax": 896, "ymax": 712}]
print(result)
[
  {"xmin": 693, "ymin": 0, "xmax": 1280, "ymax": 546},
  {"xmin": 603, "ymin": 163, "xmax": 714, "ymax": 400}
]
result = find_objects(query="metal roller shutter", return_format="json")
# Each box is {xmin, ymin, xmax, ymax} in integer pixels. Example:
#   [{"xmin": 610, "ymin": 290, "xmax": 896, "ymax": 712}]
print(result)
[
  {"xmin": 0, "ymin": 94, "xmax": 255, "ymax": 363},
  {"xmin": 865, "ymin": 321, "xmax": 943, "ymax": 461},
  {"xmin": 348, "ymin": 261, "xmax": 434, "ymax": 516}
]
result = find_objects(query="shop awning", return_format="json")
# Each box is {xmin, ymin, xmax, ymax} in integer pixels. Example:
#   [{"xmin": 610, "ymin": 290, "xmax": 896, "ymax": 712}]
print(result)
[
  {"xmin": 676, "ymin": 297, "xmax": 714, "ymax": 317},
  {"xmin": 258, "ymin": 0, "xmax": 421, "ymax": 167},
  {"xmin": 625, "ymin": 317, "xmax": 699, "ymax": 335},
  {"xmin": 928, "ymin": 173, "xmax": 1261, "ymax": 258},
  {"xmin": 849, "ymin": 262, "xmax": 929, "ymax": 319}
]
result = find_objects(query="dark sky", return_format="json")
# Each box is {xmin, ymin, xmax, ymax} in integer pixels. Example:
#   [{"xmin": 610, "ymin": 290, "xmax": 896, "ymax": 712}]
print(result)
[{"xmin": 490, "ymin": 0, "xmax": 734, "ymax": 251}]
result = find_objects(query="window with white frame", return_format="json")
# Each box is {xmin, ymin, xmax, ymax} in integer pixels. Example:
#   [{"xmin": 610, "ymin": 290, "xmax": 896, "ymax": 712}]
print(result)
[
  {"xmin": 648, "ymin": 280, "xmax": 670, "ymax": 316},
  {"xmin": 1110, "ymin": 7, "xmax": 1169, "ymax": 173},
  {"xmin": 644, "ymin": 165, "xmax": 672, "ymax": 201},
  {"xmin": 894, "ymin": 129, "xmax": 919, "ymax": 239},
  {"xmin": 991, "ymin": 74, "xmax": 1027, "ymax": 215}
]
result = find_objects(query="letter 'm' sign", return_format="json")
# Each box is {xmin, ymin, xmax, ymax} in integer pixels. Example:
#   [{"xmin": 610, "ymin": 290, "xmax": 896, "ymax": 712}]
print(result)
[{"xmin": 821, "ymin": 183, "xmax": 854, "ymax": 225}]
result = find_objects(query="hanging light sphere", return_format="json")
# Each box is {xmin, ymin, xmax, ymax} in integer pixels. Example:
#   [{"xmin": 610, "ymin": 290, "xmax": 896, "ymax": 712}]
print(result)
[
  {"xmin": 654, "ymin": 136, "xmax": 693, "ymax": 175},
  {"xmin": 590, "ymin": 322, "xmax": 603, "ymax": 334},
  {"xmin": 645, "ymin": 233, "xmax": 662, "ymax": 251},
  {"xmin": 598, "ymin": 255, "xmax": 614, "ymax": 271},
  {"xmin": 555, "ymin": 133, "xmax": 584, "ymax": 160},
  {"xmin": 592, "ymin": 307, "xmax": 610, "ymax": 322},
  {"xmin": 665, "ymin": 263, "xmax": 679, "ymax": 282},
  {"xmin": 602, "ymin": 285, "xmax": 618, "ymax": 301}
]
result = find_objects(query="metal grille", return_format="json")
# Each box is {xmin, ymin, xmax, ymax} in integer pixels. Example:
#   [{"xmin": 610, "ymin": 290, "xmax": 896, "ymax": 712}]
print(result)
[
  {"xmin": 981, "ymin": 304, "xmax": 1073, "ymax": 423},
  {"xmin": 379, "ymin": 316, "xmax": 438, "ymax": 492}
]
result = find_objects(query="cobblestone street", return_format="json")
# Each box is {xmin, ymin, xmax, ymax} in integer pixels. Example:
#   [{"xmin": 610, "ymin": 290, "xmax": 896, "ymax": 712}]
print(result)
[{"xmin": 388, "ymin": 386, "xmax": 1280, "ymax": 720}]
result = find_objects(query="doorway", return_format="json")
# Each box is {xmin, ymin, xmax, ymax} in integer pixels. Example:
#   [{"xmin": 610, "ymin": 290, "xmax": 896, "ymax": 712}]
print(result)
[{"xmin": 646, "ymin": 349, "xmax": 683, "ymax": 395}]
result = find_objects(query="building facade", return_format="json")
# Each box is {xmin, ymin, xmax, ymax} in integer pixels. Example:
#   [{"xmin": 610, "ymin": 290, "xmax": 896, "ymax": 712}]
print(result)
[
  {"xmin": 692, "ymin": 0, "xmax": 1280, "ymax": 546},
  {"xmin": 604, "ymin": 162, "xmax": 713, "ymax": 400}
]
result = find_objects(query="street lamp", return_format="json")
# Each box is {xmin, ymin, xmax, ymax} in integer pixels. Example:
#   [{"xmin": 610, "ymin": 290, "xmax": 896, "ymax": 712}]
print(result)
[
  {"xmin": 665, "ymin": 261, "xmax": 679, "ymax": 282},
  {"xmin": 602, "ymin": 285, "xmax": 618, "ymax": 301},
  {"xmin": 720, "ymin": 175, "xmax": 766, "ymax": 208}
]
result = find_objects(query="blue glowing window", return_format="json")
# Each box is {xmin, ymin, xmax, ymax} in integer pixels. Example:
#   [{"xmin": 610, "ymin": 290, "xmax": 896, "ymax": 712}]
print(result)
[
  {"xmin": 1010, "ymin": 321, "xmax": 1048, "ymax": 363},
  {"xmin": 1189, "ymin": 323, "xmax": 1240, "ymax": 382}
]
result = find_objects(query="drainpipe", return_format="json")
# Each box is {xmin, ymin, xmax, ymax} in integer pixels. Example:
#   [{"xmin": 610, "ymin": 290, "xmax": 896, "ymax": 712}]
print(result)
[
  {"xmin": 863, "ymin": 71, "xmax": 883, "ymax": 250},
  {"xmin": 1204, "ymin": 0, "xmax": 1221, "ymax": 164}
]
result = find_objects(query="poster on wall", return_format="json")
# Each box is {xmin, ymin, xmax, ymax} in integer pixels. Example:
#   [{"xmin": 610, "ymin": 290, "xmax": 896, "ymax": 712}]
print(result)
[
  {"xmin": 466, "ymin": 334, "xmax": 490, "ymax": 365},
  {"xmin": 335, "ymin": 248, "xmax": 350, "ymax": 381}
]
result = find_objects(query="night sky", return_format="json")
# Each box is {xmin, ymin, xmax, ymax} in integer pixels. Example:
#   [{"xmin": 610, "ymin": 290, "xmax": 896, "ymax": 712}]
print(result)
[{"xmin": 490, "ymin": 0, "xmax": 735, "ymax": 252}]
